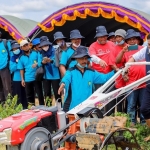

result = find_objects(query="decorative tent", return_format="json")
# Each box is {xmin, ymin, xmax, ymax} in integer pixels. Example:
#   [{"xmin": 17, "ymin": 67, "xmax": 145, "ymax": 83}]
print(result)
[
  {"xmin": 29, "ymin": 1, "xmax": 150, "ymax": 45},
  {"xmin": 0, "ymin": 15, "xmax": 37, "ymax": 42}
]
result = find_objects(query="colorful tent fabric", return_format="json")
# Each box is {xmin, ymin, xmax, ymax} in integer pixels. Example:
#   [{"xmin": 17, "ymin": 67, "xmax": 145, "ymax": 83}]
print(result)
[
  {"xmin": 0, "ymin": 15, "xmax": 37, "ymax": 42},
  {"xmin": 29, "ymin": 1, "xmax": 150, "ymax": 43}
]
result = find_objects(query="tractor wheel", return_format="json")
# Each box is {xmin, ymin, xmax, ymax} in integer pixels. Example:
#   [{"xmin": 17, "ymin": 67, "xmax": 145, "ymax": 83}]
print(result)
[{"xmin": 20, "ymin": 127, "xmax": 50, "ymax": 150}]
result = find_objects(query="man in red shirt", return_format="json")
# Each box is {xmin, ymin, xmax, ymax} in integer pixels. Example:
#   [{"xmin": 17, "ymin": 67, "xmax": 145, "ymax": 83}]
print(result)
[
  {"xmin": 109, "ymin": 29, "xmax": 127, "ymax": 112},
  {"xmin": 116, "ymin": 29, "xmax": 146, "ymax": 126},
  {"xmin": 89, "ymin": 26, "xmax": 115, "ymax": 115}
]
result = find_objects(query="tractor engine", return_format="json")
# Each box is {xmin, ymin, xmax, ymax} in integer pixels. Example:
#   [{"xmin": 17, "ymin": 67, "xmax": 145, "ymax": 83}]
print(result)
[{"xmin": 0, "ymin": 104, "xmax": 66, "ymax": 150}]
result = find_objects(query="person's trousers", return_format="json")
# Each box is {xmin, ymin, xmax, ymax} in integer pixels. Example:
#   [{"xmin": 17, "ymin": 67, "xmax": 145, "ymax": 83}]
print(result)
[
  {"xmin": 0, "ymin": 67, "xmax": 12, "ymax": 100},
  {"xmin": 127, "ymin": 88, "xmax": 145, "ymax": 124},
  {"xmin": 34, "ymin": 81, "xmax": 44, "ymax": 105},
  {"xmin": 12, "ymin": 81, "xmax": 27, "ymax": 109},
  {"xmin": 141, "ymin": 85, "xmax": 150, "ymax": 120},
  {"xmin": 43, "ymin": 79, "xmax": 61, "ymax": 101}
]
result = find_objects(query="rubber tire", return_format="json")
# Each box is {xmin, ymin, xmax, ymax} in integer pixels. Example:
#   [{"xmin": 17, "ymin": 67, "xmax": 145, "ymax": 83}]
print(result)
[{"xmin": 20, "ymin": 127, "xmax": 50, "ymax": 150}]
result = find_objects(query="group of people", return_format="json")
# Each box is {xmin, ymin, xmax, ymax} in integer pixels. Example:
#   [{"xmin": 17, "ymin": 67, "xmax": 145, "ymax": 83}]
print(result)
[{"xmin": 0, "ymin": 25, "xmax": 150, "ymax": 127}]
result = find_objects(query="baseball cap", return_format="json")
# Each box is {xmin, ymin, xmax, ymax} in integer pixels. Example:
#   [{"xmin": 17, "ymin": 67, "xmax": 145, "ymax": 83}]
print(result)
[{"xmin": 20, "ymin": 40, "xmax": 28, "ymax": 47}]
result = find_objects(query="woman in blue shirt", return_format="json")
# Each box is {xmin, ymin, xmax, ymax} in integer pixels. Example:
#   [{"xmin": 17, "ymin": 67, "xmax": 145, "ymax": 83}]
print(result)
[
  {"xmin": 9, "ymin": 41, "xmax": 27, "ymax": 109},
  {"xmin": 39, "ymin": 36, "xmax": 61, "ymax": 102}
]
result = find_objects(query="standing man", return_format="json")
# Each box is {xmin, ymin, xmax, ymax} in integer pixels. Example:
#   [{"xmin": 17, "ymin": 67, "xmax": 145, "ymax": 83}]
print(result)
[
  {"xmin": 0, "ymin": 31, "xmax": 12, "ymax": 101},
  {"xmin": 17, "ymin": 40, "xmax": 42, "ymax": 105},
  {"xmin": 39, "ymin": 36, "xmax": 61, "ymax": 102},
  {"xmin": 58, "ymin": 46, "xmax": 114, "ymax": 112},
  {"xmin": 109, "ymin": 29, "xmax": 127, "ymax": 112},
  {"xmin": 53, "ymin": 31, "xmax": 68, "ymax": 68},
  {"xmin": 31, "ymin": 38, "xmax": 44, "ymax": 105},
  {"xmin": 89, "ymin": 26, "xmax": 115, "ymax": 115},
  {"xmin": 116, "ymin": 29, "xmax": 146, "ymax": 126},
  {"xmin": 59, "ymin": 29, "xmax": 84, "ymax": 77},
  {"xmin": 9, "ymin": 41, "xmax": 27, "ymax": 109},
  {"xmin": 127, "ymin": 34, "xmax": 150, "ymax": 127}
]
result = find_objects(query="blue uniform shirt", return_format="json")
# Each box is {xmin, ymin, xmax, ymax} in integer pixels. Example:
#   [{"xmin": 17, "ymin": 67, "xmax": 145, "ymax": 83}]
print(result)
[
  {"xmin": 0, "ymin": 40, "xmax": 11, "ymax": 69},
  {"xmin": 17, "ymin": 50, "xmax": 42, "ymax": 82},
  {"xmin": 60, "ymin": 47, "xmax": 77, "ymax": 69},
  {"xmin": 61, "ymin": 66, "xmax": 114, "ymax": 110},
  {"xmin": 40, "ymin": 46, "xmax": 60, "ymax": 80},
  {"xmin": 9, "ymin": 51, "xmax": 23, "ymax": 81}
]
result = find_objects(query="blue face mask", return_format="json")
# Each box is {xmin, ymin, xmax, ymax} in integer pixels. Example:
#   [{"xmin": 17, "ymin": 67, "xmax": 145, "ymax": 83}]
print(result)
[
  {"xmin": 116, "ymin": 40, "xmax": 125, "ymax": 45},
  {"xmin": 77, "ymin": 63, "xmax": 87, "ymax": 68},
  {"xmin": 13, "ymin": 49, "xmax": 20, "ymax": 55}
]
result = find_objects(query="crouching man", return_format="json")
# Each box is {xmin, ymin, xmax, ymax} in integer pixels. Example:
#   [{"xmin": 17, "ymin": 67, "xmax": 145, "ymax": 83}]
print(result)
[{"xmin": 58, "ymin": 46, "xmax": 114, "ymax": 112}]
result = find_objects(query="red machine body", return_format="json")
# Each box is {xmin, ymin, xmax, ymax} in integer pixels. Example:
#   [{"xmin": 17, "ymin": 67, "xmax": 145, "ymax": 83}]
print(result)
[{"xmin": 0, "ymin": 109, "xmax": 52, "ymax": 145}]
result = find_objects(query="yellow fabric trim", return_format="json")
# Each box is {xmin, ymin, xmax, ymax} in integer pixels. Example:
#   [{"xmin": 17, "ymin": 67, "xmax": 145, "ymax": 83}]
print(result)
[
  {"xmin": 38, "ymin": 8, "xmax": 149, "ymax": 40},
  {"xmin": 42, "ymin": 4, "xmax": 150, "ymax": 28}
]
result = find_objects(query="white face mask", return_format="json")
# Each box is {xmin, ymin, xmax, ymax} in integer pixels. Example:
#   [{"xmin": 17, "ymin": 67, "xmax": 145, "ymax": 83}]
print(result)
[
  {"xmin": 57, "ymin": 40, "xmax": 65, "ymax": 47},
  {"xmin": 72, "ymin": 43, "xmax": 80, "ymax": 48},
  {"xmin": 43, "ymin": 46, "xmax": 49, "ymax": 51}
]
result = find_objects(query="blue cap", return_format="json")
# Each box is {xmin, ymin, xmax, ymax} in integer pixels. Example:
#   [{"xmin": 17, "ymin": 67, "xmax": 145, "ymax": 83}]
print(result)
[
  {"xmin": 95, "ymin": 26, "xmax": 108, "ymax": 38},
  {"xmin": 125, "ymin": 29, "xmax": 137, "ymax": 40},
  {"xmin": 108, "ymin": 32, "xmax": 115, "ymax": 39},
  {"xmin": 70, "ymin": 29, "xmax": 84, "ymax": 39},
  {"xmin": 11, "ymin": 41, "xmax": 20, "ymax": 51},
  {"xmin": 53, "ymin": 31, "xmax": 66, "ymax": 42},
  {"xmin": 72, "ymin": 46, "xmax": 90, "ymax": 58},
  {"xmin": 39, "ymin": 36, "xmax": 52, "ymax": 47},
  {"xmin": 32, "ymin": 38, "xmax": 40, "ymax": 46}
]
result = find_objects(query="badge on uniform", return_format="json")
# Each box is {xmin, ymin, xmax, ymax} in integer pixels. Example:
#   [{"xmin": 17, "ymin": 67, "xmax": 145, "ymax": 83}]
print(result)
[
  {"xmin": 88, "ymin": 81, "xmax": 91, "ymax": 86},
  {"xmin": 2, "ymin": 50, "xmax": 5, "ymax": 53}
]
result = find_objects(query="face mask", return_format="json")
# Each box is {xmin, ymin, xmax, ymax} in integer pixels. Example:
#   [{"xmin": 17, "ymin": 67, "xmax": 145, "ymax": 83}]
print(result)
[
  {"xmin": 77, "ymin": 63, "xmax": 88, "ymax": 69},
  {"xmin": 13, "ymin": 49, "xmax": 20, "ymax": 55},
  {"xmin": 43, "ymin": 46, "xmax": 49, "ymax": 51},
  {"xmin": 116, "ymin": 40, "xmax": 125, "ymax": 45},
  {"xmin": 57, "ymin": 40, "xmax": 65, "ymax": 47},
  {"xmin": 72, "ymin": 43, "xmax": 80, "ymax": 48}
]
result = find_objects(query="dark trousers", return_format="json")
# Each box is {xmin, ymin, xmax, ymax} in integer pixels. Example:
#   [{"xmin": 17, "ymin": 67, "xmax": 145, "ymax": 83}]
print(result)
[
  {"xmin": 141, "ymin": 85, "xmax": 150, "ymax": 119},
  {"xmin": 34, "ymin": 81, "xmax": 44, "ymax": 105},
  {"xmin": 12, "ymin": 81, "xmax": 27, "ymax": 109},
  {"xmin": 43, "ymin": 79, "xmax": 61, "ymax": 101},
  {"xmin": 0, "ymin": 67, "xmax": 12, "ymax": 100},
  {"xmin": 25, "ymin": 81, "xmax": 35, "ymax": 104}
]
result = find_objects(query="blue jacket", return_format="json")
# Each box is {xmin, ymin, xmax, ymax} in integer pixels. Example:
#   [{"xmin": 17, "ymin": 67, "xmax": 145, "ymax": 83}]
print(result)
[
  {"xmin": 60, "ymin": 46, "xmax": 77, "ymax": 69},
  {"xmin": 17, "ymin": 50, "xmax": 42, "ymax": 82},
  {"xmin": 0, "ymin": 40, "xmax": 11, "ymax": 69},
  {"xmin": 61, "ymin": 66, "xmax": 114, "ymax": 110},
  {"xmin": 40, "ymin": 46, "xmax": 60, "ymax": 80},
  {"xmin": 9, "ymin": 50, "xmax": 22, "ymax": 81}
]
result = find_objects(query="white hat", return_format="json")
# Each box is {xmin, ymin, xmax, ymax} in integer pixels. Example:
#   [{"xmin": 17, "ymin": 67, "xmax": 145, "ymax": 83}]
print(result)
[{"xmin": 20, "ymin": 40, "xmax": 28, "ymax": 47}]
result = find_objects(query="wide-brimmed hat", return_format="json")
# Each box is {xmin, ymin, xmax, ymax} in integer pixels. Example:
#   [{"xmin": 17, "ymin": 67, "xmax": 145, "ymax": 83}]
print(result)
[
  {"xmin": 32, "ymin": 38, "xmax": 40, "ymax": 46},
  {"xmin": 94, "ymin": 26, "xmax": 108, "ymax": 38},
  {"xmin": 53, "ymin": 31, "xmax": 66, "ymax": 42},
  {"xmin": 125, "ymin": 29, "xmax": 137, "ymax": 40},
  {"xmin": 135, "ymin": 32, "xmax": 143, "ymax": 45},
  {"xmin": 39, "ymin": 36, "xmax": 52, "ymax": 47},
  {"xmin": 115, "ymin": 29, "xmax": 126, "ymax": 39},
  {"xmin": 72, "ymin": 46, "xmax": 90, "ymax": 59},
  {"xmin": 11, "ymin": 41, "xmax": 20, "ymax": 50},
  {"xmin": 70, "ymin": 29, "xmax": 84, "ymax": 39},
  {"xmin": 108, "ymin": 32, "xmax": 115, "ymax": 39}
]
